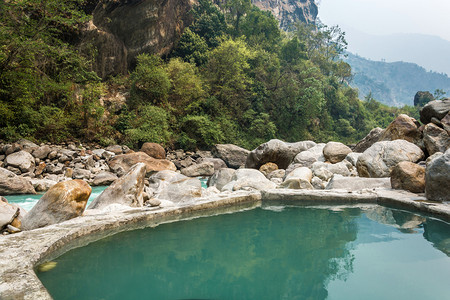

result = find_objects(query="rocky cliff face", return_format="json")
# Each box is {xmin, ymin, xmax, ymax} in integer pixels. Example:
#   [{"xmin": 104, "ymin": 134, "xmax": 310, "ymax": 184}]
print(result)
[
  {"xmin": 252, "ymin": 0, "xmax": 318, "ymax": 30},
  {"xmin": 80, "ymin": 0, "xmax": 194, "ymax": 78}
]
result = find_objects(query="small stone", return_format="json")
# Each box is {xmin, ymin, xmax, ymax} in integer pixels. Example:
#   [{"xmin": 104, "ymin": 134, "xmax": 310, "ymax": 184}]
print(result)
[
  {"xmin": 259, "ymin": 162, "xmax": 278, "ymax": 176},
  {"xmin": 6, "ymin": 224, "xmax": 20, "ymax": 234}
]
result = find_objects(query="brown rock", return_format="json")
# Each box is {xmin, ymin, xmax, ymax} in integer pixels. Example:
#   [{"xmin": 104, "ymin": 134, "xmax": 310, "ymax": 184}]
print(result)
[
  {"xmin": 259, "ymin": 162, "xmax": 279, "ymax": 176},
  {"xmin": 378, "ymin": 114, "xmax": 422, "ymax": 146},
  {"xmin": 323, "ymin": 142, "xmax": 352, "ymax": 164},
  {"xmin": 21, "ymin": 180, "xmax": 91, "ymax": 230},
  {"xmin": 140, "ymin": 142, "xmax": 166, "ymax": 159},
  {"xmin": 65, "ymin": 168, "xmax": 74, "ymax": 178},
  {"xmin": 35, "ymin": 162, "xmax": 46, "ymax": 176},
  {"xmin": 390, "ymin": 161, "xmax": 425, "ymax": 193},
  {"xmin": 108, "ymin": 152, "xmax": 176, "ymax": 176},
  {"xmin": 0, "ymin": 172, "xmax": 36, "ymax": 195}
]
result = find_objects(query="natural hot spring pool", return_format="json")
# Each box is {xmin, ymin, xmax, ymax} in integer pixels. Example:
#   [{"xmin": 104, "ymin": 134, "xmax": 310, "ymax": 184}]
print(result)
[{"xmin": 36, "ymin": 205, "xmax": 450, "ymax": 300}]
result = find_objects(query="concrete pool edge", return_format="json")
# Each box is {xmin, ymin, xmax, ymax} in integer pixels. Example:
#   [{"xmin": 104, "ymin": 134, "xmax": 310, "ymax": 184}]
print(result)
[{"xmin": 0, "ymin": 189, "xmax": 449, "ymax": 300}]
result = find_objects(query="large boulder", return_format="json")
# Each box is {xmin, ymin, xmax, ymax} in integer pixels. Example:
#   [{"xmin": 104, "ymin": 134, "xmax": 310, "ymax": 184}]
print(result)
[
  {"xmin": 423, "ymin": 123, "xmax": 450, "ymax": 155},
  {"xmin": 420, "ymin": 99, "xmax": 450, "ymax": 124},
  {"xmin": 291, "ymin": 143, "xmax": 325, "ymax": 168},
  {"xmin": 326, "ymin": 175, "xmax": 391, "ymax": 190},
  {"xmin": 148, "ymin": 170, "xmax": 202, "ymax": 204},
  {"xmin": 181, "ymin": 162, "xmax": 215, "ymax": 177},
  {"xmin": 280, "ymin": 167, "xmax": 313, "ymax": 189},
  {"xmin": 5, "ymin": 150, "xmax": 35, "ymax": 173},
  {"xmin": 323, "ymin": 142, "xmax": 352, "ymax": 164},
  {"xmin": 354, "ymin": 127, "xmax": 384, "ymax": 153},
  {"xmin": 208, "ymin": 168, "xmax": 236, "ymax": 191},
  {"xmin": 108, "ymin": 152, "xmax": 176, "ymax": 176},
  {"xmin": 0, "ymin": 167, "xmax": 36, "ymax": 195},
  {"xmin": 378, "ymin": 114, "xmax": 422, "ymax": 146},
  {"xmin": 21, "ymin": 180, "xmax": 91, "ymax": 230},
  {"xmin": 140, "ymin": 142, "xmax": 166, "ymax": 159},
  {"xmin": 356, "ymin": 140, "xmax": 424, "ymax": 178},
  {"xmin": 91, "ymin": 171, "xmax": 118, "ymax": 186},
  {"xmin": 425, "ymin": 150, "xmax": 450, "ymax": 201},
  {"xmin": 390, "ymin": 161, "xmax": 425, "ymax": 193},
  {"xmin": 222, "ymin": 169, "xmax": 277, "ymax": 192},
  {"xmin": 211, "ymin": 144, "xmax": 250, "ymax": 169},
  {"xmin": 89, "ymin": 163, "xmax": 146, "ymax": 209},
  {"xmin": 246, "ymin": 139, "xmax": 316, "ymax": 170}
]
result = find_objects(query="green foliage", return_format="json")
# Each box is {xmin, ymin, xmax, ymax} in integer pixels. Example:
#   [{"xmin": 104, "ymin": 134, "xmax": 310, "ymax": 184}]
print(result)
[
  {"xmin": 125, "ymin": 105, "xmax": 172, "ymax": 148},
  {"xmin": 129, "ymin": 54, "xmax": 171, "ymax": 108},
  {"xmin": 178, "ymin": 115, "xmax": 224, "ymax": 150},
  {"xmin": 172, "ymin": 28, "xmax": 209, "ymax": 66},
  {"xmin": 190, "ymin": 0, "xmax": 228, "ymax": 48}
]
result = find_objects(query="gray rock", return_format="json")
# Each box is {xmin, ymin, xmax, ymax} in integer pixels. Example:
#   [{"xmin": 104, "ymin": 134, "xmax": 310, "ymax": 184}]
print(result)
[
  {"xmin": 197, "ymin": 157, "xmax": 227, "ymax": 171},
  {"xmin": 101, "ymin": 151, "xmax": 115, "ymax": 160},
  {"xmin": 47, "ymin": 150, "xmax": 58, "ymax": 160},
  {"xmin": 222, "ymin": 169, "xmax": 277, "ymax": 192},
  {"xmin": 420, "ymin": 99, "xmax": 450, "ymax": 124},
  {"xmin": 22, "ymin": 180, "xmax": 91, "ymax": 230},
  {"xmin": 281, "ymin": 167, "xmax": 313, "ymax": 189},
  {"xmin": 354, "ymin": 127, "xmax": 384, "ymax": 153},
  {"xmin": 72, "ymin": 168, "xmax": 92, "ymax": 180},
  {"xmin": 105, "ymin": 145, "xmax": 123, "ymax": 155},
  {"xmin": 89, "ymin": 163, "xmax": 146, "ymax": 209},
  {"xmin": 311, "ymin": 176, "xmax": 326, "ymax": 189},
  {"xmin": 181, "ymin": 162, "xmax": 215, "ymax": 177},
  {"xmin": 323, "ymin": 142, "xmax": 352, "ymax": 164},
  {"xmin": 345, "ymin": 153, "xmax": 362, "ymax": 167},
  {"xmin": 292, "ymin": 143, "xmax": 325, "ymax": 168},
  {"xmin": 326, "ymin": 174, "xmax": 391, "ymax": 190},
  {"xmin": 5, "ymin": 151, "xmax": 35, "ymax": 173},
  {"xmin": 311, "ymin": 161, "xmax": 351, "ymax": 180},
  {"xmin": 246, "ymin": 139, "xmax": 316, "ymax": 170},
  {"xmin": 91, "ymin": 172, "xmax": 118, "ymax": 186},
  {"xmin": 32, "ymin": 145, "xmax": 51, "ymax": 160},
  {"xmin": 356, "ymin": 140, "xmax": 424, "ymax": 178},
  {"xmin": 0, "ymin": 168, "xmax": 36, "ymax": 195},
  {"xmin": 16, "ymin": 139, "xmax": 38, "ymax": 149},
  {"xmin": 267, "ymin": 169, "xmax": 286, "ymax": 180},
  {"xmin": 59, "ymin": 149, "xmax": 77, "ymax": 159},
  {"xmin": 211, "ymin": 144, "xmax": 250, "ymax": 169},
  {"xmin": 29, "ymin": 178, "xmax": 57, "ymax": 192},
  {"xmin": 208, "ymin": 168, "xmax": 236, "ymax": 191},
  {"xmin": 425, "ymin": 150, "xmax": 450, "ymax": 202},
  {"xmin": 4, "ymin": 143, "xmax": 23, "ymax": 156},
  {"xmin": 426, "ymin": 152, "xmax": 443, "ymax": 165},
  {"xmin": 423, "ymin": 123, "xmax": 450, "ymax": 155},
  {"xmin": 148, "ymin": 170, "xmax": 202, "ymax": 204}
]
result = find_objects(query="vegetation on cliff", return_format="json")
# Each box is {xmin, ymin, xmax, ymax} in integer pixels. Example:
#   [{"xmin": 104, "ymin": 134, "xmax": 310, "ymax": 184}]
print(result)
[{"xmin": 0, "ymin": 0, "xmax": 424, "ymax": 150}]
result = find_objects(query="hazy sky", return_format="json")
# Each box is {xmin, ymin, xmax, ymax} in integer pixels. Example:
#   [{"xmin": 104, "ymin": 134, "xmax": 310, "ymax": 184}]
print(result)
[{"xmin": 318, "ymin": 0, "xmax": 450, "ymax": 42}]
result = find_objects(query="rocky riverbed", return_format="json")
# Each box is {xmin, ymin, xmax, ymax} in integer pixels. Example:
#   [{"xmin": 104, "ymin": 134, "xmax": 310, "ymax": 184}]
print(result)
[{"xmin": 0, "ymin": 99, "xmax": 449, "ymax": 234}]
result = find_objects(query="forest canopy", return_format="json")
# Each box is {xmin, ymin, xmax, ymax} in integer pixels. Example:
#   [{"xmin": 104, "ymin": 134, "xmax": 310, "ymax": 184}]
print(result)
[{"xmin": 0, "ymin": 0, "xmax": 421, "ymax": 149}]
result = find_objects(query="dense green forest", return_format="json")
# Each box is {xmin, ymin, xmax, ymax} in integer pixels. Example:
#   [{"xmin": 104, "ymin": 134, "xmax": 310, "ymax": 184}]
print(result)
[
  {"xmin": 346, "ymin": 53, "xmax": 450, "ymax": 107},
  {"xmin": 0, "ymin": 0, "xmax": 425, "ymax": 150}
]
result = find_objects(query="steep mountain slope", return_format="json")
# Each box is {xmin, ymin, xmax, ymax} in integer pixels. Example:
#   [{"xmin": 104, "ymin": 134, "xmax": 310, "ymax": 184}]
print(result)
[{"xmin": 346, "ymin": 53, "xmax": 450, "ymax": 106}]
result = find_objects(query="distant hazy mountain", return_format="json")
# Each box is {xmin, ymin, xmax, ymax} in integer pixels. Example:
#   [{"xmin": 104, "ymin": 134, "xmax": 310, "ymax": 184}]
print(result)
[
  {"xmin": 345, "ymin": 53, "xmax": 450, "ymax": 107},
  {"xmin": 342, "ymin": 27, "xmax": 450, "ymax": 76}
]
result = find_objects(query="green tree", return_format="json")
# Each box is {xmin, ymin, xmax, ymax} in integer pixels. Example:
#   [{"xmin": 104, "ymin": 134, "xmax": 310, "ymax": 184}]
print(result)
[
  {"xmin": 172, "ymin": 28, "xmax": 209, "ymax": 66},
  {"xmin": 190, "ymin": 0, "xmax": 228, "ymax": 48},
  {"xmin": 129, "ymin": 54, "xmax": 171, "ymax": 108},
  {"xmin": 240, "ymin": 7, "xmax": 281, "ymax": 51}
]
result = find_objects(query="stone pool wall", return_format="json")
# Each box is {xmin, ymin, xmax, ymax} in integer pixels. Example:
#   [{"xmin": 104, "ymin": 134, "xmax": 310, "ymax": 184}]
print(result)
[{"xmin": 1, "ymin": 188, "xmax": 449, "ymax": 299}]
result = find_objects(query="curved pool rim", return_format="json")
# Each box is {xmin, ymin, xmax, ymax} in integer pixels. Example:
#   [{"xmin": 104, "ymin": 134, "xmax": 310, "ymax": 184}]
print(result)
[{"xmin": 0, "ymin": 188, "xmax": 449, "ymax": 300}]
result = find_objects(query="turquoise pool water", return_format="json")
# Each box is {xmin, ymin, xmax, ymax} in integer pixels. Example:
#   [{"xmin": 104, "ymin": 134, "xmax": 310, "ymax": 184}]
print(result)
[
  {"xmin": 37, "ymin": 205, "xmax": 450, "ymax": 300},
  {"xmin": 4, "ymin": 186, "xmax": 107, "ymax": 211}
]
